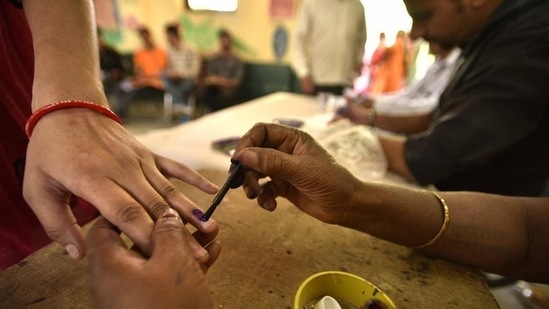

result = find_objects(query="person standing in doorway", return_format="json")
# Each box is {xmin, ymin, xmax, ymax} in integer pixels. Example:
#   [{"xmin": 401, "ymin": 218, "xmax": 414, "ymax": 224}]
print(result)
[{"xmin": 292, "ymin": 0, "xmax": 367, "ymax": 95}]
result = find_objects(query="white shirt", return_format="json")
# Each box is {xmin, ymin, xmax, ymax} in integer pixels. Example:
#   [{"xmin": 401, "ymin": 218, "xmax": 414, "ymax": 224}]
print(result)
[
  {"xmin": 292, "ymin": 0, "xmax": 367, "ymax": 86},
  {"xmin": 167, "ymin": 44, "xmax": 201, "ymax": 81},
  {"xmin": 373, "ymin": 48, "xmax": 461, "ymax": 116}
]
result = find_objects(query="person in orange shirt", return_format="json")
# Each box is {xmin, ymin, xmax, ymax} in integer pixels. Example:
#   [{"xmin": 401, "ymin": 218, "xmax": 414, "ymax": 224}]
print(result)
[
  {"xmin": 117, "ymin": 27, "xmax": 167, "ymax": 118},
  {"xmin": 369, "ymin": 31, "xmax": 408, "ymax": 94}
]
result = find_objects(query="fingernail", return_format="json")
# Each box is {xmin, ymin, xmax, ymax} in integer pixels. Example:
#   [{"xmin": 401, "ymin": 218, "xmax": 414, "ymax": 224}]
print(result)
[
  {"xmin": 192, "ymin": 208, "xmax": 205, "ymax": 220},
  {"xmin": 65, "ymin": 244, "xmax": 80, "ymax": 260},
  {"xmin": 263, "ymin": 201, "xmax": 275, "ymax": 211},
  {"xmin": 246, "ymin": 188, "xmax": 258, "ymax": 199},
  {"xmin": 192, "ymin": 209, "xmax": 212, "ymax": 226}
]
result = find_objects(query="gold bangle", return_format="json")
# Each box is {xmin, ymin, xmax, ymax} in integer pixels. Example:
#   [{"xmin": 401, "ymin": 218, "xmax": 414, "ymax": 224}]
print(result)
[{"xmin": 414, "ymin": 191, "xmax": 450, "ymax": 249}]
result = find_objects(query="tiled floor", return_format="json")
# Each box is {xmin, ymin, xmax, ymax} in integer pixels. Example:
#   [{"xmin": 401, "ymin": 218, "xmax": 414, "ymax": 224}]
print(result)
[{"xmin": 125, "ymin": 115, "xmax": 549, "ymax": 308}]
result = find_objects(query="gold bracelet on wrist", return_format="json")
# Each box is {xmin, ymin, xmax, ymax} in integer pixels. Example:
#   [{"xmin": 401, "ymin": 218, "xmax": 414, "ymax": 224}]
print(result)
[{"xmin": 414, "ymin": 191, "xmax": 450, "ymax": 249}]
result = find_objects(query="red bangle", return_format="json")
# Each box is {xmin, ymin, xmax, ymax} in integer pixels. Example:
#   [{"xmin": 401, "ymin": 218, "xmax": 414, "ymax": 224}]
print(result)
[{"xmin": 25, "ymin": 100, "xmax": 122, "ymax": 138}]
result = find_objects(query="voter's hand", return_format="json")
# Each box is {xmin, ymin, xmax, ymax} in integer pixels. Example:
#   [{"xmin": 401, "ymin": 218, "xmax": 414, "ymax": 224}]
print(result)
[{"xmin": 87, "ymin": 211, "xmax": 219, "ymax": 309}]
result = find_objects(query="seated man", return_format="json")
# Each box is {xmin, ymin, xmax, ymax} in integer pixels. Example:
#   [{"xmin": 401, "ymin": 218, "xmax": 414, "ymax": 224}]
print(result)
[
  {"xmin": 333, "ymin": 0, "xmax": 549, "ymax": 197},
  {"xmin": 163, "ymin": 23, "xmax": 201, "ymax": 121},
  {"xmin": 334, "ymin": 42, "xmax": 460, "ymax": 135},
  {"xmin": 376, "ymin": 0, "xmax": 549, "ymax": 197},
  {"xmin": 117, "ymin": 26, "xmax": 167, "ymax": 119},
  {"xmin": 198, "ymin": 29, "xmax": 243, "ymax": 112}
]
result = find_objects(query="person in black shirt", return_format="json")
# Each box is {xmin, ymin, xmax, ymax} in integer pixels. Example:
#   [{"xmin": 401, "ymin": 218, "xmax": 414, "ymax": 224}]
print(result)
[
  {"xmin": 376, "ymin": 0, "xmax": 549, "ymax": 196},
  {"xmin": 197, "ymin": 29, "xmax": 243, "ymax": 112}
]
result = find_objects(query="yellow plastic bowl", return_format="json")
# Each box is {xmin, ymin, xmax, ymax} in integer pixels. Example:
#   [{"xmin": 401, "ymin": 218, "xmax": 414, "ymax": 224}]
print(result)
[{"xmin": 293, "ymin": 271, "xmax": 396, "ymax": 309}]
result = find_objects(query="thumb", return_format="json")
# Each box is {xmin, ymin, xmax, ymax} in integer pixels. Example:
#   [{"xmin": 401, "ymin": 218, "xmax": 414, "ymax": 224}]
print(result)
[
  {"xmin": 27, "ymin": 196, "xmax": 85, "ymax": 260},
  {"xmin": 235, "ymin": 147, "xmax": 305, "ymax": 184},
  {"xmin": 23, "ymin": 174, "xmax": 86, "ymax": 260},
  {"xmin": 150, "ymin": 209, "xmax": 207, "ymax": 265}
]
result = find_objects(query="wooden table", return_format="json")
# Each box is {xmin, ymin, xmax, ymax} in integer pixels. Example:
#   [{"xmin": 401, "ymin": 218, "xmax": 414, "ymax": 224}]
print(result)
[
  {"xmin": 0, "ymin": 169, "xmax": 498, "ymax": 308},
  {"xmin": 0, "ymin": 93, "xmax": 498, "ymax": 307}
]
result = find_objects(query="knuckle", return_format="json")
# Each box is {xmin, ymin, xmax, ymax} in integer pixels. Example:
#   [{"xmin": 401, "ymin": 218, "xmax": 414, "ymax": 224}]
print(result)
[
  {"xmin": 43, "ymin": 223, "xmax": 75, "ymax": 243},
  {"xmin": 154, "ymin": 221, "xmax": 183, "ymax": 236},
  {"xmin": 148, "ymin": 201, "xmax": 170, "ymax": 217},
  {"xmin": 160, "ymin": 185, "xmax": 180, "ymax": 200},
  {"xmin": 43, "ymin": 226, "xmax": 65, "ymax": 241},
  {"xmin": 115, "ymin": 202, "xmax": 148, "ymax": 224},
  {"xmin": 257, "ymin": 151, "xmax": 280, "ymax": 174}
]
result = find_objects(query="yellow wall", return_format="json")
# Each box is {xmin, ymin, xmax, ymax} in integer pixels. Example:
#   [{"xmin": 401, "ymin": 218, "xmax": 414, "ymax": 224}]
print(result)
[{"xmin": 111, "ymin": 0, "xmax": 298, "ymax": 64}]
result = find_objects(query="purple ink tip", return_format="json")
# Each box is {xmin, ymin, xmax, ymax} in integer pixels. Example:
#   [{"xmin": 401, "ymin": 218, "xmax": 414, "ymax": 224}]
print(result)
[{"xmin": 192, "ymin": 209, "xmax": 208, "ymax": 222}]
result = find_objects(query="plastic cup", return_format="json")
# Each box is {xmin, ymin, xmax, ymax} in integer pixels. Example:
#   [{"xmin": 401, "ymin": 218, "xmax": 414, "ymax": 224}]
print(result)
[{"xmin": 293, "ymin": 271, "xmax": 396, "ymax": 309}]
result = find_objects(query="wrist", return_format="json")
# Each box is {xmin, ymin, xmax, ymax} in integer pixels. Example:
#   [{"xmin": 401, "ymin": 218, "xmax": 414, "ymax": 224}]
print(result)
[
  {"xmin": 336, "ymin": 177, "xmax": 372, "ymax": 227},
  {"xmin": 26, "ymin": 100, "xmax": 122, "ymax": 138},
  {"xmin": 337, "ymin": 181, "xmax": 391, "ymax": 235}
]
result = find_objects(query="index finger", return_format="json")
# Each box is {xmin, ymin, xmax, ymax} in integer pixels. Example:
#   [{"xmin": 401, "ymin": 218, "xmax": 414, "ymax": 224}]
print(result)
[{"xmin": 233, "ymin": 123, "xmax": 305, "ymax": 156}]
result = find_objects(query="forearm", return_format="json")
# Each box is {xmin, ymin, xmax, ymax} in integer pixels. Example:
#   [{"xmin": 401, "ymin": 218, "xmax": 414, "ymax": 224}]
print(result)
[
  {"xmin": 23, "ymin": 0, "xmax": 106, "ymax": 110},
  {"xmin": 373, "ymin": 93, "xmax": 437, "ymax": 117},
  {"xmin": 341, "ymin": 183, "xmax": 446, "ymax": 247},
  {"xmin": 377, "ymin": 135, "xmax": 416, "ymax": 181},
  {"xmin": 431, "ymin": 193, "xmax": 547, "ymax": 281},
  {"xmin": 375, "ymin": 114, "xmax": 430, "ymax": 134},
  {"xmin": 342, "ymin": 183, "xmax": 548, "ymax": 282}
]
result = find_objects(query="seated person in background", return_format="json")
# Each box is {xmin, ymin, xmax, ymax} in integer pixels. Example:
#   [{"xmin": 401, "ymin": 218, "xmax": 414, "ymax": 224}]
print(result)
[
  {"xmin": 198, "ymin": 29, "xmax": 243, "ymax": 112},
  {"xmin": 117, "ymin": 26, "xmax": 167, "ymax": 118},
  {"xmin": 87, "ymin": 123, "xmax": 549, "ymax": 306},
  {"xmin": 333, "ymin": 43, "xmax": 460, "ymax": 135},
  {"xmin": 97, "ymin": 28, "xmax": 124, "ymax": 105},
  {"xmin": 163, "ymin": 23, "xmax": 201, "ymax": 119}
]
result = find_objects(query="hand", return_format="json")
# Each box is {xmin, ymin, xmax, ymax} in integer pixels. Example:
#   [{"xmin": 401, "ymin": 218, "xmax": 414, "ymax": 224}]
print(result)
[
  {"xmin": 232, "ymin": 123, "xmax": 363, "ymax": 224},
  {"xmin": 23, "ymin": 109, "xmax": 220, "ymax": 260},
  {"xmin": 300, "ymin": 76, "xmax": 315, "ymax": 95},
  {"xmin": 87, "ymin": 210, "xmax": 219, "ymax": 309},
  {"xmin": 329, "ymin": 96, "xmax": 373, "ymax": 125}
]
